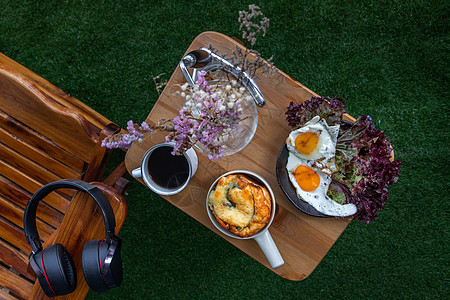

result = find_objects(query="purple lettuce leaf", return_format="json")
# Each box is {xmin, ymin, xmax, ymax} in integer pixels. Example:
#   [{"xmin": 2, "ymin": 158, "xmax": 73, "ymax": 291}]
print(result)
[
  {"xmin": 335, "ymin": 115, "xmax": 401, "ymax": 223},
  {"xmin": 285, "ymin": 96, "xmax": 345, "ymax": 128}
]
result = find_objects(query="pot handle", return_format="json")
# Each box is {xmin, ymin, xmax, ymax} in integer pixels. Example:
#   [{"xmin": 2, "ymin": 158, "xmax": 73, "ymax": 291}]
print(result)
[{"xmin": 253, "ymin": 230, "xmax": 284, "ymax": 269}]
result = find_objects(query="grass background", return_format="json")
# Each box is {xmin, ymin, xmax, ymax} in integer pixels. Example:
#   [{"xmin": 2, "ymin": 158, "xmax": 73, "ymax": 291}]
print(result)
[{"xmin": 1, "ymin": 0, "xmax": 448, "ymax": 298}]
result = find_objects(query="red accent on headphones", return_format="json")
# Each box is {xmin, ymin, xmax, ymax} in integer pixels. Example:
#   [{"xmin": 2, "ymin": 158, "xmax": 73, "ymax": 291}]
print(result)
[
  {"xmin": 99, "ymin": 239, "xmax": 110, "ymax": 288},
  {"xmin": 41, "ymin": 251, "xmax": 56, "ymax": 296}
]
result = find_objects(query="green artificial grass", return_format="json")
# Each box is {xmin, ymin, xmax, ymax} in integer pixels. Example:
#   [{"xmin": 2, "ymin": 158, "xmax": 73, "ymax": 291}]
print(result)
[{"xmin": 1, "ymin": 0, "xmax": 448, "ymax": 298}]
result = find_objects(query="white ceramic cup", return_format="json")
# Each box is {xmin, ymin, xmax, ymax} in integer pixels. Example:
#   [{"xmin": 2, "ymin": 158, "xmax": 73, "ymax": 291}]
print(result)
[
  {"xmin": 206, "ymin": 170, "xmax": 284, "ymax": 269},
  {"xmin": 131, "ymin": 143, "xmax": 198, "ymax": 196}
]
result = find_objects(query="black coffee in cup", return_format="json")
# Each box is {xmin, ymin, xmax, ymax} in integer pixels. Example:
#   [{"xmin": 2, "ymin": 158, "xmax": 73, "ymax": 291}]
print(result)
[
  {"xmin": 147, "ymin": 145, "xmax": 190, "ymax": 189},
  {"xmin": 131, "ymin": 142, "xmax": 198, "ymax": 196}
]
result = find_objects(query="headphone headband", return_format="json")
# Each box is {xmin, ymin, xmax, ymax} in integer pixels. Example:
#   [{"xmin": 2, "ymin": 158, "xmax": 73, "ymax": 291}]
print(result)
[{"xmin": 24, "ymin": 179, "xmax": 117, "ymax": 253}]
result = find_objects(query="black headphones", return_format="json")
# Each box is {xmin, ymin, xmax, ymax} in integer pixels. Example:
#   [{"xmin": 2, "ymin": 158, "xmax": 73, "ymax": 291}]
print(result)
[{"xmin": 24, "ymin": 179, "xmax": 123, "ymax": 297}]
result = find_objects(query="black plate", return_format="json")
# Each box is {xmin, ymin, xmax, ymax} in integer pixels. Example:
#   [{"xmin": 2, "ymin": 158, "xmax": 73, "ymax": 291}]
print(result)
[{"xmin": 275, "ymin": 142, "xmax": 330, "ymax": 218}]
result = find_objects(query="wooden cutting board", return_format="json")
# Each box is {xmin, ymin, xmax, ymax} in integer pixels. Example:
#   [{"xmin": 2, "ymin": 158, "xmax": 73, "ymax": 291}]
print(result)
[{"xmin": 124, "ymin": 31, "xmax": 354, "ymax": 281}]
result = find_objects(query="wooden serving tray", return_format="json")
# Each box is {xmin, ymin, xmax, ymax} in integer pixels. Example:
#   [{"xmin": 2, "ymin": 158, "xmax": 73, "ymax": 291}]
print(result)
[{"xmin": 124, "ymin": 31, "xmax": 354, "ymax": 281}]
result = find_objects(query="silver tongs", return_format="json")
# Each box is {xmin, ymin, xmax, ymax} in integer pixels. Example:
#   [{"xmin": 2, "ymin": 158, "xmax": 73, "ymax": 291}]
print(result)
[{"xmin": 179, "ymin": 47, "xmax": 265, "ymax": 106}]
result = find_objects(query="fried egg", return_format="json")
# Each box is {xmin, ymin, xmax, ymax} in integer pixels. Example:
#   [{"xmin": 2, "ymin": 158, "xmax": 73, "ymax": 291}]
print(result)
[
  {"xmin": 286, "ymin": 116, "xmax": 340, "ymax": 162},
  {"xmin": 286, "ymin": 144, "xmax": 357, "ymax": 217}
]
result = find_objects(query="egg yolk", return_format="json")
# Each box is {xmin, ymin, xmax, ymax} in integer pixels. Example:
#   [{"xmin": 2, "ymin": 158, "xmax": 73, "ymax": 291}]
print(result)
[
  {"xmin": 295, "ymin": 131, "xmax": 319, "ymax": 154},
  {"xmin": 294, "ymin": 165, "xmax": 320, "ymax": 192}
]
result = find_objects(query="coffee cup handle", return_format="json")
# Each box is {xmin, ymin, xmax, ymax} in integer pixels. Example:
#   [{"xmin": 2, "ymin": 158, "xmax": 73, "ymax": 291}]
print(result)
[
  {"xmin": 253, "ymin": 230, "xmax": 284, "ymax": 269},
  {"xmin": 131, "ymin": 167, "xmax": 142, "ymax": 179}
]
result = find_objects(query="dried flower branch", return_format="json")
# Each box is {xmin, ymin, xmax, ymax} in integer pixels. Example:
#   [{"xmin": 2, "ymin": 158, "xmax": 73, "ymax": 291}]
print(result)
[
  {"xmin": 238, "ymin": 4, "xmax": 270, "ymax": 47},
  {"xmin": 207, "ymin": 4, "xmax": 277, "ymax": 84},
  {"xmin": 151, "ymin": 72, "xmax": 167, "ymax": 95},
  {"xmin": 166, "ymin": 71, "xmax": 249, "ymax": 161},
  {"xmin": 101, "ymin": 119, "xmax": 174, "ymax": 149},
  {"xmin": 230, "ymin": 46, "xmax": 276, "ymax": 80}
]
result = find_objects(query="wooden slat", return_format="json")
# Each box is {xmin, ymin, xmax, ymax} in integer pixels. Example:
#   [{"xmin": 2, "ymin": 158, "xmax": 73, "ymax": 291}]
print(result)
[
  {"xmin": 0, "ymin": 66, "xmax": 98, "ymax": 162},
  {"xmin": 0, "ymin": 144, "xmax": 79, "ymax": 202},
  {"xmin": 0, "ymin": 288, "xmax": 19, "ymax": 300},
  {"xmin": 0, "ymin": 160, "xmax": 70, "ymax": 214},
  {"xmin": 0, "ymin": 127, "xmax": 81, "ymax": 179},
  {"xmin": 0, "ymin": 143, "xmax": 62, "ymax": 187},
  {"xmin": 0, "ymin": 196, "xmax": 55, "ymax": 241},
  {"xmin": 0, "ymin": 110, "xmax": 86, "ymax": 171},
  {"xmin": 0, "ymin": 217, "xmax": 31, "ymax": 253},
  {"xmin": 0, "ymin": 177, "xmax": 63, "ymax": 229},
  {"xmin": 0, "ymin": 265, "xmax": 33, "ymax": 300},
  {"xmin": 0, "ymin": 240, "xmax": 35, "ymax": 281}
]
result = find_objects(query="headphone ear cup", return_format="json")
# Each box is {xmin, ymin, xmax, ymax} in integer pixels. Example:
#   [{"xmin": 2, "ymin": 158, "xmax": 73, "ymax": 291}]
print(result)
[
  {"xmin": 33, "ymin": 243, "xmax": 77, "ymax": 297},
  {"xmin": 30, "ymin": 250, "xmax": 56, "ymax": 298},
  {"xmin": 82, "ymin": 239, "xmax": 123, "ymax": 293}
]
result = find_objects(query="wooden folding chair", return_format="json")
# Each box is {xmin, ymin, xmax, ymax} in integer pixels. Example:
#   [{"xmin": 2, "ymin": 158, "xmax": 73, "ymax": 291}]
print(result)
[{"xmin": 0, "ymin": 53, "xmax": 128, "ymax": 299}]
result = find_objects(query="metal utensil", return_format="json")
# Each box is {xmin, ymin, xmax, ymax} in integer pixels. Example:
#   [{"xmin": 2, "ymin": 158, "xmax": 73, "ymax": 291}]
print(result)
[{"xmin": 179, "ymin": 47, "xmax": 266, "ymax": 106}]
